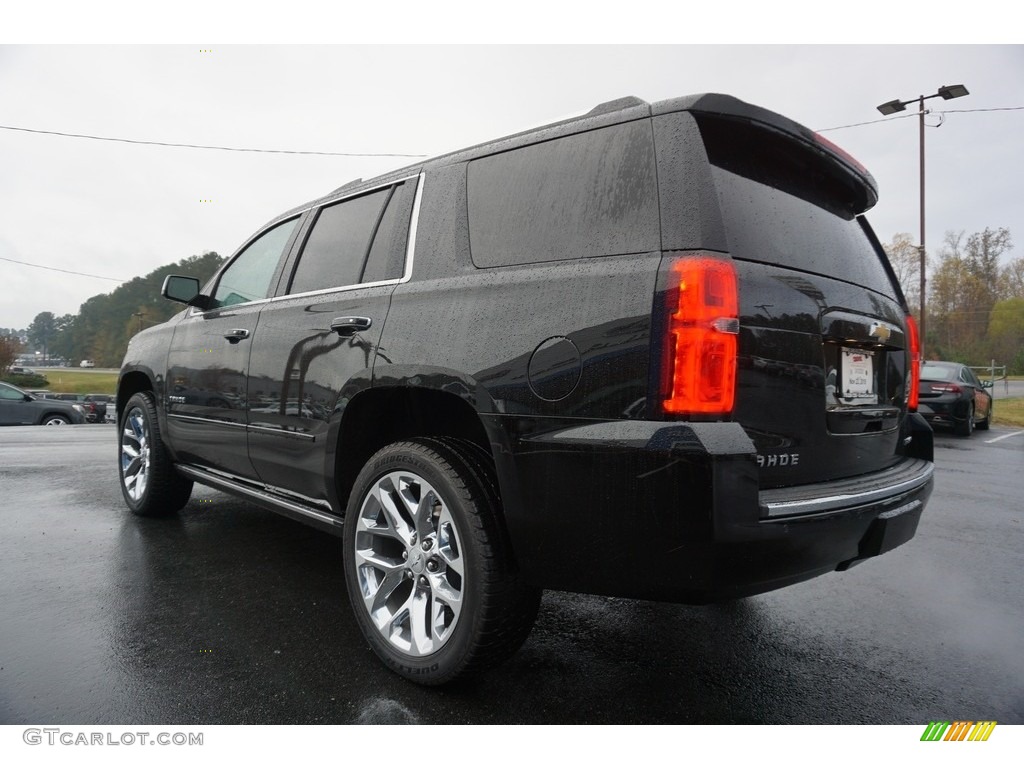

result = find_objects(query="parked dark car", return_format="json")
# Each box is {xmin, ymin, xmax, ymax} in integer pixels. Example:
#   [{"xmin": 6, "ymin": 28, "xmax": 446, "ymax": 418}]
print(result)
[
  {"xmin": 84, "ymin": 394, "xmax": 114, "ymax": 423},
  {"xmin": 0, "ymin": 382, "xmax": 86, "ymax": 425},
  {"xmin": 42, "ymin": 392, "xmax": 107, "ymax": 424},
  {"xmin": 918, "ymin": 361, "xmax": 993, "ymax": 436},
  {"xmin": 118, "ymin": 93, "xmax": 935, "ymax": 684}
]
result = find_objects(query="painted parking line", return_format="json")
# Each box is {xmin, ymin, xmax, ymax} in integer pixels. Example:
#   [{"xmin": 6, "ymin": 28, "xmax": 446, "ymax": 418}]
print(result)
[{"xmin": 985, "ymin": 430, "xmax": 1024, "ymax": 444}]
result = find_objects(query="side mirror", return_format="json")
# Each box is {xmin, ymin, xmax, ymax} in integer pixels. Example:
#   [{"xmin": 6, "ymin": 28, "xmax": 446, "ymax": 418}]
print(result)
[
  {"xmin": 161, "ymin": 275, "xmax": 210, "ymax": 310},
  {"xmin": 981, "ymin": 380, "xmax": 993, "ymax": 389},
  {"xmin": 23, "ymin": 394, "xmax": 33, "ymax": 402}
]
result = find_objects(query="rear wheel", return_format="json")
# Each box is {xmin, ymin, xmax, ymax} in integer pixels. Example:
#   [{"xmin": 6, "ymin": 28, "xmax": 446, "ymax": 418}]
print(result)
[
  {"xmin": 118, "ymin": 391, "xmax": 193, "ymax": 516},
  {"xmin": 343, "ymin": 438, "xmax": 540, "ymax": 685},
  {"xmin": 976, "ymin": 401, "xmax": 991, "ymax": 430},
  {"xmin": 955, "ymin": 404, "xmax": 975, "ymax": 437}
]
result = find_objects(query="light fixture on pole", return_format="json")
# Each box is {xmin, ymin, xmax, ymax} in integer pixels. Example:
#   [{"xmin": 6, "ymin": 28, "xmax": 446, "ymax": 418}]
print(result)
[{"xmin": 876, "ymin": 84, "xmax": 969, "ymax": 357}]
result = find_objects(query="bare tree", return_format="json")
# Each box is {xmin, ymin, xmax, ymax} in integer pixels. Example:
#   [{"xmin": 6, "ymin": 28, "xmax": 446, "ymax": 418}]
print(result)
[
  {"xmin": 0, "ymin": 334, "xmax": 21, "ymax": 374},
  {"xmin": 999, "ymin": 255, "xmax": 1024, "ymax": 300},
  {"xmin": 882, "ymin": 232, "xmax": 920, "ymax": 311}
]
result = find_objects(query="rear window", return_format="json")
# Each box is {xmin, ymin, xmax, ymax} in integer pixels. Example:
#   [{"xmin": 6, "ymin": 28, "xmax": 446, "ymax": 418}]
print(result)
[
  {"xmin": 698, "ymin": 116, "xmax": 897, "ymax": 297},
  {"xmin": 921, "ymin": 364, "xmax": 956, "ymax": 381},
  {"xmin": 467, "ymin": 120, "xmax": 660, "ymax": 267}
]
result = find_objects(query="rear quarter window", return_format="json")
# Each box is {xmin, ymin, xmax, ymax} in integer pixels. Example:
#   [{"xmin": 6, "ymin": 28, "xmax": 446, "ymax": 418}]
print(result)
[{"xmin": 467, "ymin": 120, "xmax": 660, "ymax": 267}]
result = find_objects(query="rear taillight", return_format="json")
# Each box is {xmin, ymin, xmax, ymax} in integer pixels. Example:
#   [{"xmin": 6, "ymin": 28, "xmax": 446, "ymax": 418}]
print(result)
[
  {"xmin": 659, "ymin": 256, "xmax": 739, "ymax": 417},
  {"xmin": 929, "ymin": 383, "xmax": 962, "ymax": 395},
  {"xmin": 906, "ymin": 314, "xmax": 921, "ymax": 411}
]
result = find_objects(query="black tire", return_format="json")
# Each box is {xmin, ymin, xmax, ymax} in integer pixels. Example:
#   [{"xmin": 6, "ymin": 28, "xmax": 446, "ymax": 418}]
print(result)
[
  {"xmin": 118, "ymin": 391, "xmax": 193, "ymax": 517},
  {"xmin": 976, "ymin": 401, "xmax": 991, "ymax": 430},
  {"xmin": 343, "ymin": 438, "xmax": 541, "ymax": 685},
  {"xmin": 955, "ymin": 403, "xmax": 975, "ymax": 437},
  {"xmin": 40, "ymin": 413, "xmax": 70, "ymax": 425}
]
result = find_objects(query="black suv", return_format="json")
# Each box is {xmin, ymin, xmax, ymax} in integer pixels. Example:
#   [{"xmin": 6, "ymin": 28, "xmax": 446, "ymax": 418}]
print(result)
[{"xmin": 118, "ymin": 94, "xmax": 934, "ymax": 684}]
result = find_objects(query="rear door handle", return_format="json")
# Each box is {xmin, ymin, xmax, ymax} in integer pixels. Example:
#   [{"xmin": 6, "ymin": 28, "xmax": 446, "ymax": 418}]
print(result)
[
  {"xmin": 330, "ymin": 316, "xmax": 372, "ymax": 336},
  {"xmin": 223, "ymin": 328, "xmax": 250, "ymax": 343}
]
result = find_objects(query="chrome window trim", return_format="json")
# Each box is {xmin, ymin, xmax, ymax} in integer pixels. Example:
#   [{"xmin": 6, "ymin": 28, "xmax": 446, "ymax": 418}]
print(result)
[
  {"xmin": 188, "ymin": 174, "xmax": 423, "ymax": 315},
  {"xmin": 292, "ymin": 172, "xmax": 421, "ymax": 218},
  {"xmin": 401, "ymin": 172, "xmax": 425, "ymax": 284}
]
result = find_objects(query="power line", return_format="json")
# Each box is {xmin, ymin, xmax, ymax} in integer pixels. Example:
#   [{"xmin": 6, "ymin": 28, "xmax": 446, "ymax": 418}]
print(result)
[
  {"xmin": 0, "ymin": 256, "xmax": 125, "ymax": 282},
  {"xmin": 941, "ymin": 107, "xmax": 1024, "ymax": 115},
  {"xmin": 0, "ymin": 124, "xmax": 429, "ymax": 158},
  {"xmin": 817, "ymin": 105, "xmax": 1024, "ymax": 133},
  {"xmin": 817, "ymin": 112, "xmax": 919, "ymax": 132}
]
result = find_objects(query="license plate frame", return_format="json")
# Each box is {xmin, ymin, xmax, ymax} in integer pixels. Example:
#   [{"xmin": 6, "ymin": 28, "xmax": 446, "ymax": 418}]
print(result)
[{"xmin": 840, "ymin": 347, "xmax": 877, "ymax": 404}]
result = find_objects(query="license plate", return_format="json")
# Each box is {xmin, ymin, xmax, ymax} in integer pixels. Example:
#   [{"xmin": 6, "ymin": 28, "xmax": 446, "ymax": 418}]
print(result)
[{"xmin": 841, "ymin": 347, "xmax": 876, "ymax": 403}]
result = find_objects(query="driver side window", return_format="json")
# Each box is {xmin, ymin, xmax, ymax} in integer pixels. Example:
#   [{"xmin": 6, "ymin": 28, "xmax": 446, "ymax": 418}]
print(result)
[
  {"xmin": 0, "ymin": 384, "xmax": 26, "ymax": 400},
  {"xmin": 212, "ymin": 218, "xmax": 300, "ymax": 308}
]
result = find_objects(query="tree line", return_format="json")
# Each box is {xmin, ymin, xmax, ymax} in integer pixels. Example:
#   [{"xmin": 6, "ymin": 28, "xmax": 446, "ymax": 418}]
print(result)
[
  {"xmin": 884, "ymin": 226, "xmax": 1023, "ymax": 373},
  {"xmin": 1, "ymin": 252, "xmax": 223, "ymax": 371}
]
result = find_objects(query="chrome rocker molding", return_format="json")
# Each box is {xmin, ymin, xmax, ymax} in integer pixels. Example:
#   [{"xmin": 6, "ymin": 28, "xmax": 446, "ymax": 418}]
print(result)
[{"xmin": 175, "ymin": 463, "xmax": 343, "ymax": 535}]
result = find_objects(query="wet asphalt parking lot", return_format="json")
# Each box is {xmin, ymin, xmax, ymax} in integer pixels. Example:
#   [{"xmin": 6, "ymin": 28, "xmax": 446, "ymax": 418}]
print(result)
[{"xmin": 1, "ymin": 423, "xmax": 1022, "ymax": 725}]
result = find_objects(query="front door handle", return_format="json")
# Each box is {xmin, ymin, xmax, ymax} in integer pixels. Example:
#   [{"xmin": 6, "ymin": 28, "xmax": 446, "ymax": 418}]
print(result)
[
  {"xmin": 223, "ymin": 328, "xmax": 250, "ymax": 344},
  {"xmin": 330, "ymin": 316, "xmax": 372, "ymax": 336}
]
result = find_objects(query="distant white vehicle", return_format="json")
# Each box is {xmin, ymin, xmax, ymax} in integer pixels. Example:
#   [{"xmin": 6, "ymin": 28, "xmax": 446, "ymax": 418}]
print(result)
[
  {"xmin": 9, "ymin": 366, "xmax": 35, "ymax": 375},
  {"xmin": 80, "ymin": 360, "xmax": 96, "ymax": 368}
]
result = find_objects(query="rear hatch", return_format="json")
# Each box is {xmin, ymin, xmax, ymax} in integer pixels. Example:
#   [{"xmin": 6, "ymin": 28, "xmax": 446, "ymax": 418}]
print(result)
[{"xmin": 695, "ymin": 112, "xmax": 912, "ymax": 489}]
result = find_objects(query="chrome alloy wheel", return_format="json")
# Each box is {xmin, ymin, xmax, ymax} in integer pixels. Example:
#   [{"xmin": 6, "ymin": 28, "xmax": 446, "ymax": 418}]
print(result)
[
  {"xmin": 120, "ymin": 407, "xmax": 151, "ymax": 503},
  {"xmin": 353, "ymin": 470, "xmax": 465, "ymax": 656}
]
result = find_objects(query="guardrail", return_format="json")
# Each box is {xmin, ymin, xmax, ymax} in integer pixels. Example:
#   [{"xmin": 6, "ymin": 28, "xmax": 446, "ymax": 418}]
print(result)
[{"xmin": 970, "ymin": 360, "xmax": 1009, "ymax": 395}]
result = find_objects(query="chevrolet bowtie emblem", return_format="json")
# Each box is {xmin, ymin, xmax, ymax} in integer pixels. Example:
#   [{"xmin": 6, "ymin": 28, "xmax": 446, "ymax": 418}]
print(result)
[{"xmin": 869, "ymin": 322, "xmax": 892, "ymax": 343}]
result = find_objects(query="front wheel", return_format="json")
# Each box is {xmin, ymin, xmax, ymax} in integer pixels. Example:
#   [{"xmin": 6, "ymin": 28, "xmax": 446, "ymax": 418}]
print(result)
[
  {"xmin": 41, "ymin": 414, "xmax": 70, "ymax": 425},
  {"xmin": 343, "ymin": 438, "xmax": 540, "ymax": 685},
  {"xmin": 118, "ymin": 391, "xmax": 193, "ymax": 516}
]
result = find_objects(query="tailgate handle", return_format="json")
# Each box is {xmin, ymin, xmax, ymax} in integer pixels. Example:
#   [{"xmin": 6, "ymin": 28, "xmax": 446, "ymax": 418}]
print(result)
[
  {"xmin": 223, "ymin": 328, "xmax": 250, "ymax": 343},
  {"xmin": 331, "ymin": 316, "xmax": 372, "ymax": 336}
]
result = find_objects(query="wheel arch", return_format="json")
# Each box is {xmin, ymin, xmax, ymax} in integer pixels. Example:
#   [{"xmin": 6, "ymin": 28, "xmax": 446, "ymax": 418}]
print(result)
[
  {"xmin": 332, "ymin": 383, "xmax": 528, "ymax": 568},
  {"xmin": 117, "ymin": 369, "xmax": 156, "ymax": 424},
  {"xmin": 333, "ymin": 385, "xmax": 491, "ymax": 510},
  {"xmin": 39, "ymin": 411, "xmax": 72, "ymax": 425}
]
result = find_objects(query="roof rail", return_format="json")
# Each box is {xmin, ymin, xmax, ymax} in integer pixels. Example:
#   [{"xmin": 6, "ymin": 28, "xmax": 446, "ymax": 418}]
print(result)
[{"xmin": 585, "ymin": 96, "xmax": 649, "ymax": 117}]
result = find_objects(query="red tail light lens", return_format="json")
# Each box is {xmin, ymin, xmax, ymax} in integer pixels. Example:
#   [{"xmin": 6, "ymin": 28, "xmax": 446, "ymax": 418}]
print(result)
[
  {"xmin": 906, "ymin": 314, "xmax": 921, "ymax": 411},
  {"xmin": 929, "ymin": 383, "xmax": 962, "ymax": 395},
  {"xmin": 660, "ymin": 256, "xmax": 739, "ymax": 417}
]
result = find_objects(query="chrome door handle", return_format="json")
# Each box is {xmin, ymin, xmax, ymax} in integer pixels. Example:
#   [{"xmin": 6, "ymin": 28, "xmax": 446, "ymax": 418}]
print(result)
[
  {"xmin": 223, "ymin": 328, "xmax": 250, "ymax": 343},
  {"xmin": 330, "ymin": 316, "xmax": 372, "ymax": 336}
]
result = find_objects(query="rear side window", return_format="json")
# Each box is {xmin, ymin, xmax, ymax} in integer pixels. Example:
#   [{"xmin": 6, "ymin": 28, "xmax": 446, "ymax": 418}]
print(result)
[
  {"xmin": 288, "ymin": 188, "xmax": 391, "ymax": 294},
  {"xmin": 698, "ymin": 116, "xmax": 896, "ymax": 297},
  {"xmin": 362, "ymin": 182, "xmax": 416, "ymax": 283},
  {"xmin": 467, "ymin": 120, "xmax": 660, "ymax": 267}
]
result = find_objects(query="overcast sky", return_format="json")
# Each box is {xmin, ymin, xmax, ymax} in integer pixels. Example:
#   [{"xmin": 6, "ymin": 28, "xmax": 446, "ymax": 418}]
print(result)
[{"xmin": 1, "ymin": 42, "xmax": 1022, "ymax": 331}]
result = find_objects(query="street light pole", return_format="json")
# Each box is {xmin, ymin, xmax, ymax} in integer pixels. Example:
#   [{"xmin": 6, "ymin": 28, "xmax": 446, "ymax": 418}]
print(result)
[
  {"xmin": 877, "ymin": 84, "xmax": 969, "ymax": 359},
  {"xmin": 918, "ymin": 94, "xmax": 926, "ymax": 355}
]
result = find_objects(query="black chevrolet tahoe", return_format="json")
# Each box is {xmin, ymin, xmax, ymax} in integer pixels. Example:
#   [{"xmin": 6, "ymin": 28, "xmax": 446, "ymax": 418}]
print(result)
[{"xmin": 117, "ymin": 93, "xmax": 934, "ymax": 684}]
